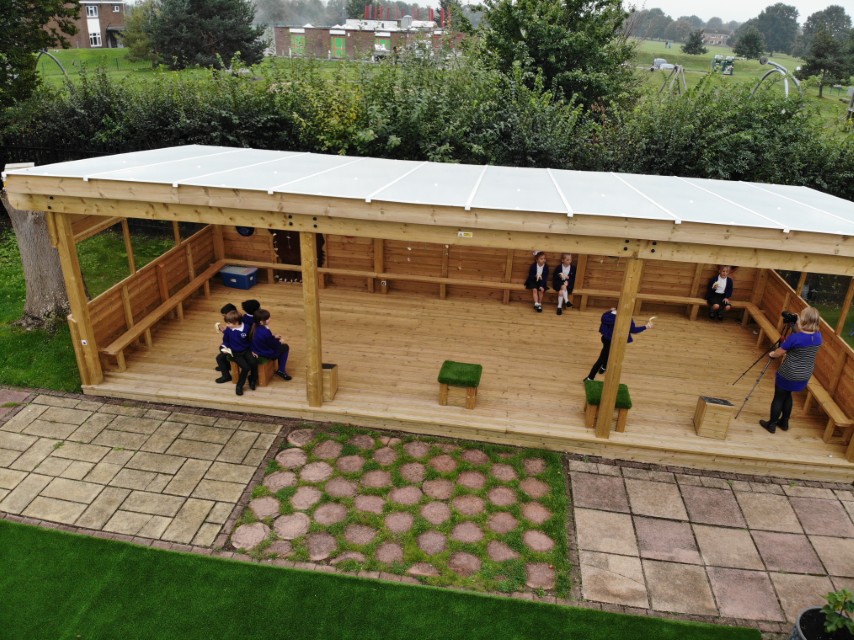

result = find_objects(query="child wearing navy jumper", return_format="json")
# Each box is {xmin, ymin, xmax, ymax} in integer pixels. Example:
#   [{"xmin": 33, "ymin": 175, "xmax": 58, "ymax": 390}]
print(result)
[
  {"xmin": 584, "ymin": 309, "xmax": 653, "ymax": 381},
  {"xmin": 250, "ymin": 309, "xmax": 292, "ymax": 381},
  {"xmin": 706, "ymin": 266, "xmax": 733, "ymax": 321},
  {"xmin": 525, "ymin": 251, "xmax": 549, "ymax": 313},
  {"xmin": 216, "ymin": 309, "xmax": 258, "ymax": 395}
]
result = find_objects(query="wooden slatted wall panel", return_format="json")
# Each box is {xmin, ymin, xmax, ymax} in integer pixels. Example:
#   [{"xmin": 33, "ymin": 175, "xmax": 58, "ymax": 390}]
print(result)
[
  {"xmin": 222, "ymin": 226, "xmax": 276, "ymax": 263},
  {"xmin": 384, "ymin": 240, "xmax": 443, "ymax": 295},
  {"xmin": 837, "ymin": 356, "xmax": 854, "ymax": 416},
  {"xmin": 446, "ymin": 245, "xmax": 507, "ymax": 301},
  {"xmin": 324, "ymin": 235, "xmax": 373, "ymax": 290}
]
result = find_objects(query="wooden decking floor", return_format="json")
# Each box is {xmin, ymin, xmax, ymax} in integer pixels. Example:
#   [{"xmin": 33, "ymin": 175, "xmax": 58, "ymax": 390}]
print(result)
[{"xmin": 85, "ymin": 281, "xmax": 854, "ymax": 481}]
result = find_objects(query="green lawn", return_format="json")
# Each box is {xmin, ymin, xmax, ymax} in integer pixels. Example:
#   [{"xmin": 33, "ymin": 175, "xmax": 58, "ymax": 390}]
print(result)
[
  {"xmin": 0, "ymin": 226, "xmax": 175, "ymax": 392},
  {"xmin": 0, "ymin": 519, "xmax": 759, "ymax": 640}
]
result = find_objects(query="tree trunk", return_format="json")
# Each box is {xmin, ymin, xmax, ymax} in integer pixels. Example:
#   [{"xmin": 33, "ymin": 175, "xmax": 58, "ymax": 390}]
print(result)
[{"xmin": 1, "ymin": 193, "xmax": 70, "ymax": 331}]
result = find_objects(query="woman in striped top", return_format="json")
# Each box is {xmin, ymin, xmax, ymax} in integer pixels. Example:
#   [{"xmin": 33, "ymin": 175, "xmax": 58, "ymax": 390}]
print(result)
[{"xmin": 760, "ymin": 307, "xmax": 822, "ymax": 434}]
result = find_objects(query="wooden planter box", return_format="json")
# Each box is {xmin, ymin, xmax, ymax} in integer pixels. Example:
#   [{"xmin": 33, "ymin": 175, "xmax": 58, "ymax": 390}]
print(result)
[{"xmin": 693, "ymin": 396, "xmax": 735, "ymax": 440}]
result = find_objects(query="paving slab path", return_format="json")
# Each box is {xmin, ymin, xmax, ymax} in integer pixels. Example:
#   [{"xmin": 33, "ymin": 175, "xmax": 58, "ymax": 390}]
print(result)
[{"xmin": 1, "ymin": 388, "xmax": 852, "ymax": 640}]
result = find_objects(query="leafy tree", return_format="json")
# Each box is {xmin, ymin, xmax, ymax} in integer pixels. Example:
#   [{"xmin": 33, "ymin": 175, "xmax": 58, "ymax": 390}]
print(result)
[
  {"xmin": 795, "ymin": 5, "xmax": 852, "ymax": 56},
  {"xmin": 754, "ymin": 3, "xmax": 799, "ymax": 54},
  {"xmin": 477, "ymin": 0, "xmax": 637, "ymax": 109},
  {"xmin": 797, "ymin": 28, "xmax": 848, "ymax": 98},
  {"xmin": 663, "ymin": 19, "xmax": 692, "ymax": 43},
  {"xmin": 705, "ymin": 17, "xmax": 724, "ymax": 33},
  {"xmin": 724, "ymin": 20, "xmax": 741, "ymax": 34},
  {"xmin": 0, "ymin": 0, "xmax": 79, "ymax": 109},
  {"xmin": 677, "ymin": 14, "xmax": 703, "ymax": 30},
  {"xmin": 733, "ymin": 26, "xmax": 765, "ymax": 59},
  {"xmin": 150, "ymin": 0, "xmax": 266, "ymax": 69},
  {"xmin": 681, "ymin": 30, "xmax": 707, "ymax": 55},
  {"xmin": 440, "ymin": 0, "xmax": 473, "ymax": 33},
  {"xmin": 345, "ymin": 0, "xmax": 364, "ymax": 19},
  {"xmin": 121, "ymin": 0, "xmax": 157, "ymax": 63}
]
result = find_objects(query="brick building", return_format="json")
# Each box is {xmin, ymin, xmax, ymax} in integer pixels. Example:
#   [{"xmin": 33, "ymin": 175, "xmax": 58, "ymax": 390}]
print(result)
[{"xmin": 65, "ymin": 0, "xmax": 127, "ymax": 48}]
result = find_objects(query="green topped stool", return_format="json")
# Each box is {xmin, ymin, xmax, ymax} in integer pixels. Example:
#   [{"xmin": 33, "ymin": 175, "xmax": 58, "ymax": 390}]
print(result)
[
  {"xmin": 583, "ymin": 379, "xmax": 632, "ymax": 432},
  {"xmin": 438, "ymin": 360, "xmax": 483, "ymax": 410}
]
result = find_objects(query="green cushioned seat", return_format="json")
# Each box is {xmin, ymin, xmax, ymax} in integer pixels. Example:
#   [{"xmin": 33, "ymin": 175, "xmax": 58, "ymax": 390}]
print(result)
[
  {"xmin": 583, "ymin": 379, "xmax": 632, "ymax": 409},
  {"xmin": 438, "ymin": 360, "xmax": 483, "ymax": 388}
]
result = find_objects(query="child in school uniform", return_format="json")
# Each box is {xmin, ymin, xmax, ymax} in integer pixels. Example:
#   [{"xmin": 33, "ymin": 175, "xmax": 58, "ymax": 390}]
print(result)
[
  {"xmin": 552, "ymin": 253, "xmax": 576, "ymax": 315},
  {"xmin": 215, "ymin": 303, "xmax": 237, "ymax": 376},
  {"xmin": 250, "ymin": 309, "xmax": 292, "ymax": 381},
  {"xmin": 215, "ymin": 309, "xmax": 258, "ymax": 395},
  {"xmin": 525, "ymin": 251, "xmax": 549, "ymax": 313}
]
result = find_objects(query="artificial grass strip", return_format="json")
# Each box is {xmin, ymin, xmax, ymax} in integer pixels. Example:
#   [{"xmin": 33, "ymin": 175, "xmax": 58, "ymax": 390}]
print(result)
[
  {"xmin": 437, "ymin": 360, "xmax": 483, "ymax": 387},
  {"xmin": 583, "ymin": 379, "xmax": 632, "ymax": 409},
  {"xmin": 0, "ymin": 521, "xmax": 758, "ymax": 640}
]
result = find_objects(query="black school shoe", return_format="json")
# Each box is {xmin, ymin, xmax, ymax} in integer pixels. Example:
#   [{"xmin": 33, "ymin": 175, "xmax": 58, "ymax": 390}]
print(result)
[
  {"xmin": 759, "ymin": 419, "xmax": 776, "ymax": 434},
  {"xmin": 215, "ymin": 375, "xmax": 232, "ymax": 384},
  {"xmin": 249, "ymin": 380, "xmax": 257, "ymax": 391},
  {"xmin": 275, "ymin": 371, "xmax": 292, "ymax": 381},
  {"xmin": 556, "ymin": 307, "xmax": 563, "ymax": 315},
  {"xmin": 236, "ymin": 386, "xmax": 244, "ymax": 396}
]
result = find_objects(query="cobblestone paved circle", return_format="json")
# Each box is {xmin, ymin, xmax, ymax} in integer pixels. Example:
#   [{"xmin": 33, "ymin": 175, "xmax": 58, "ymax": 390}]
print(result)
[
  {"xmin": 362, "ymin": 470, "xmax": 392, "ymax": 488},
  {"xmin": 373, "ymin": 447, "xmax": 398, "ymax": 466},
  {"xmin": 307, "ymin": 532, "xmax": 337, "ymax": 561},
  {"xmin": 377, "ymin": 542, "xmax": 404, "ymax": 563},
  {"xmin": 408, "ymin": 563, "xmax": 439, "ymax": 577},
  {"xmin": 348, "ymin": 434, "xmax": 375, "ymax": 449},
  {"xmin": 487, "ymin": 540, "xmax": 520, "ymax": 561},
  {"xmin": 314, "ymin": 502, "xmax": 348, "ymax": 525},
  {"xmin": 487, "ymin": 512, "xmax": 519, "ymax": 534},
  {"xmin": 487, "ymin": 486, "xmax": 517, "ymax": 507},
  {"xmin": 232, "ymin": 522, "xmax": 270, "ymax": 550},
  {"xmin": 451, "ymin": 522, "xmax": 484, "ymax": 543},
  {"xmin": 385, "ymin": 512, "xmax": 414, "ymax": 533},
  {"xmin": 354, "ymin": 495, "xmax": 385, "ymax": 514},
  {"xmin": 520, "ymin": 477, "xmax": 550, "ymax": 498},
  {"xmin": 331, "ymin": 551, "xmax": 365, "ymax": 565},
  {"xmin": 491, "ymin": 463, "xmax": 518, "ymax": 482},
  {"xmin": 523, "ymin": 530, "xmax": 555, "ymax": 552},
  {"xmin": 403, "ymin": 441, "xmax": 430, "ymax": 458},
  {"xmin": 400, "ymin": 462, "xmax": 426, "ymax": 483},
  {"xmin": 273, "ymin": 513, "xmax": 310, "ymax": 540},
  {"xmin": 301, "ymin": 461, "xmax": 334, "ymax": 482},
  {"xmin": 417, "ymin": 531, "xmax": 446, "ymax": 555},
  {"xmin": 460, "ymin": 449, "xmax": 489, "ymax": 465},
  {"xmin": 520, "ymin": 502, "xmax": 551, "ymax": 524},
  {"xmin": 313, "ymin": 440, "xmax": 343, "ymax": 459},
  {"xmin": 421, "ymin": 501, "xmax": 451, "ymax": 525},
  {"xmin": 325, "ymin": 477, "xmax": 358, "ymax": 498},
  {"xmin": 287, "ymin": 429, "xmax": 316, "ymax": 447},
  {"xmin": 457, "ymin": 470, "xmax": 486, "ymax": 490},
  {"xmin": 429, "ymin": 454, "xmax": 457, "ymax": 473},
  {"xmin": 291, "ymin": 486, "xmax": 322, "ymax": 510},
  {"xmin": 264, "ymin": 471, "xmax": 297, "ymax": 492},
  {"xmin": 344, "ymin": 524, "xmax": 377, "ymax": 545},
  {"xmin": 523, "ymin": 458, "xmax": 547, "ymax": 475},
  {"xmin": 389, "ymin": 486, "xmax": 422, "ymax": 505},
  {"xmin": 267, "ymin": 540, "xmax": 293, "ymax": 558},
  {"xmin": 452, "ymin": 495, "xmax": 485, "ymax": 516},
  {"xmin": 449, "ymin": 552, "xmax": 481, "ymax": 576},
  {"xmin": 336, "ymin": 455, "xmax": 365, "ymax": 473},
  {"xmin": 275, "ymin": 448, "xmax": 307, "ymax": 469},
  {"xmin": 423, "ymin": 479, "xmax": 454, "ymax": 499},
  {"xmin": 249, "ymin": 496, "xmax": 280, "ymax": 519}
]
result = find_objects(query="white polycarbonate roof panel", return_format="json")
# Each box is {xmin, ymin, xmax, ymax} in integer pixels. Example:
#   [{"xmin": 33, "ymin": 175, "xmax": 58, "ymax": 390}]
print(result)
[
  {"xmin": 6, "ymin": 145, "xmax": 854, "ymax": 238},
  {"xmin": 367, "ymin": 162, "xmax": 484, "ymax": 206},
  {"xmin": 550, "ymin": 170, "xmax": 676, "ymax": 220},
  {"xmin": 471, "ymin": 166, "xmax": 567, "ymax": 213}
]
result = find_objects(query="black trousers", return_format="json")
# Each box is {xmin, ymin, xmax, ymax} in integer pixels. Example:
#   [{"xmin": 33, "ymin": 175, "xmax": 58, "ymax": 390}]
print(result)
[
  {"xmin": 587, "ymin": 338, "xmax": 611, "ymax": 380},
  {"xmin": 215, "ymin": 350, "xmax": 258, "ymax": 388},
  {"xmin": 768, "ymin": 385, "xmax": 794, "ymax": 427}
]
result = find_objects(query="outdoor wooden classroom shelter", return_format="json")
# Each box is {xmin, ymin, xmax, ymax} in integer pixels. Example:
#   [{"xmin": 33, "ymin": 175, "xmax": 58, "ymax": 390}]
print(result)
[{"xmin": 5, "ymin": 145, "xmax": 854, "ymax": 481}]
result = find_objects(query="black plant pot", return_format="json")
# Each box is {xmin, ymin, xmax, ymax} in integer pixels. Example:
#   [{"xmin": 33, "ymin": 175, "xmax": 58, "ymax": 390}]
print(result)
[{"xmin": 791, "ymin": 608, "xmax": 854, "ymax": 640}]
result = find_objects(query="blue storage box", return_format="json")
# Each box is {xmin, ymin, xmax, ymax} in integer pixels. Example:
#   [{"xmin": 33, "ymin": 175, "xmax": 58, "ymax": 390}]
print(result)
[{"xmin": 220, "ymin": 265, "xmax": 258, "ymax": 290}]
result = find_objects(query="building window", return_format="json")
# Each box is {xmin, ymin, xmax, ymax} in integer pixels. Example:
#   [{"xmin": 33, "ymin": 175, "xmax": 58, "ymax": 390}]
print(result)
[
  {"xmin": 86, "ymin": 5, "xmax": 98, "ymax": 17},
  {"xmin": 89, "ymin": 31, "xmax": 102, "ymax": 47},
  {"xmin": 113, "ymin": 4, "xmax": 121, "ymax": 11}
]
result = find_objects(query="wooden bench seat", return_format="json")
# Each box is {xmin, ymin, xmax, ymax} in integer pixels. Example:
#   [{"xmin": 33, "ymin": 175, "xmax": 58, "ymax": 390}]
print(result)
[
  {"xmin": 101, "ymin": 260, "xmax": 226, "ymax": 371},
  {"xmin": 438, "ymin": 360, "xmax": 483, "ymax": 410},
  {"xmin": 229, "ymin": 357, "xmax": 277, "ymax": 387},
  {"xmin": 804, "ymin": 380, "xmax": 854, "ymax": 445}
]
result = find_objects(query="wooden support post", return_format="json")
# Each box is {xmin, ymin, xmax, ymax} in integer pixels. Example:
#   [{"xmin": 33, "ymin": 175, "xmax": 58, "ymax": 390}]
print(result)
[
  {"xmin": 690, "ymin": 263, "xmax": 704, "ymax": 321},
  {"xmin": 374, "ymin": 238, "xmax": 387, "ymax": 294},
  {"xmin": 172, "ymin": 221, "xmax": 181, "ymax": 245},
  {"xmin": 53, "ymin": 211, "xmax": 103, "ymax": 385},
  {"xmin": 301, "ymin": 231, "xmax": 324, "ymax": 407},
  {"xmin": 212, "ymin": 225, "xmax": 225, "ymax": 261},
  {"xmin": 67, "ymin": 315, "xmax": 91, "ymax": 386},
  {"xmin": 595, "ymin": 257, "xmax": 643, "ymax": 439},
  {"xmin": 440, "ymin": 244, "xmax": 449, "ymax": 300},
  {"xmin": 835, "ymin": 277, "xmax": 854, "ymax": 335},
  {"xmin": 502, "ymin": 250, "xmax": 514, "ymax": 305},
  {"xmin": 574, "ymin": 254, "xmax": 588, "ymax": 309},
  {"xmin": 776, "ymin": 292, "xmax": 791, "ymax": 333},
  {"xmin": 795, "ymin": 272, "xmax": 808, "ymax": 300},
  {"xmin": 120, "ymin": 219, "xmax": 136, "ymax": 275}
]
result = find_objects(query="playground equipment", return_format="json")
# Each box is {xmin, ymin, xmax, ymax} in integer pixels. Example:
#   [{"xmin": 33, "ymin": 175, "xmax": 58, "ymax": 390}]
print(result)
[
  {"xmin": 36, "ymin": 49, "xmax": 69, "ymax": 81},
  {"xmin": 750, "ymin": 56, "xmax": 801, "ymax": 98},
  {"xmin": 710, "ymin": 54, "xmax": 734, "ymax": 75},
  {"xmin": 658, "ymin": 64, "xmax": 687, "ymax": 95}
]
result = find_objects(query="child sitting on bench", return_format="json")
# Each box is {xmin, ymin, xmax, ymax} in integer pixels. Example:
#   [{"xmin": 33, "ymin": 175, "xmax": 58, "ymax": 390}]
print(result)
[
  {"xmin": 250, "ymin": 309, "xmax": 292, "ymax": 381},
  {"xmin": 216, "ymin": 309, "xmax": 258, "ymax": 395}
]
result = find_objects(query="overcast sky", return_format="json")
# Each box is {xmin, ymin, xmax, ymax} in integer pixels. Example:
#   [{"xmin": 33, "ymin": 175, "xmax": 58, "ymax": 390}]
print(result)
[{"xmin": 633, "ymin": 1, "xmax": 839, "ymax": 24}]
